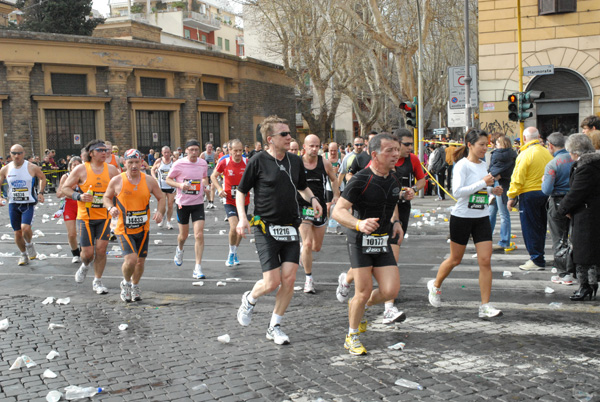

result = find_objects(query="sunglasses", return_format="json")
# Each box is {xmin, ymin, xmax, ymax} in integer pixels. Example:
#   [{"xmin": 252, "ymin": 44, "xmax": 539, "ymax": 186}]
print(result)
[
  {"xmin": 10, "ymin": 151, "xmax": 23, "ymax": 155},
  {"xmin": 274, "ymin": 131, "xmax": 291, "ymax": 137},
  {"xmin": 94, "ymin": 149, "xmax": 110, "ymax": 153},
  {"xmin": 354, "ymin": 143, "xmax": 364, "ymax": 146},
  {"xmin": 401, "ymin": 142, "xmax": 414, "ymax": 147}
]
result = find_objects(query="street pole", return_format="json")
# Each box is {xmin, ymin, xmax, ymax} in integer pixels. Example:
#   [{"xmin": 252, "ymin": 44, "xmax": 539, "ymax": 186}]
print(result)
[
  {"xmin": 464, "ymin": 0, "xmax": 472, "ymax": 131},
  {"xmin": 416, "ymin": 0, "xmax": 424, "ymax": 198},
  {"xmin": 516, "ymin": 0, "xmax": 525, "ymax": 144}
]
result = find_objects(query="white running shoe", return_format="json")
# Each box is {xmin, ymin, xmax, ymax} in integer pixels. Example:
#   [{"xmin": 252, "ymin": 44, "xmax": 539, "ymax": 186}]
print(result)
[
  {"xmin": 71, "ymin": 256, "xmax": 81, "ymax": 264},
  {"xmin": 157, "ymin": 221, "xmax": 163, "ymax": 228},
  {"xmin": 304, "ymin": 276, "xmax": 316, "ymax": 294},
  {"xmin": 174, "ymin": 247, "xmax": 184, "ymax": 266},
  {"xmin": 382, "ymin": 306, "xmax": 407, "ymax": 324},
  {"xmin": 131, "ymin": 285, "xmax": 142, "ymax": 302},
  {"xmin": 479, "ymin": 303, "xmax": 503, "ymax": 318},
  {"xmin": 26, "ymin": 243, "xmax": 37, "ymax": 260},
  {"xmin": 75, "ymin": 263, "xmax": 89, "ymax": 283},
  {"xmin": 18, "ymin": 254, "xmax": 29, "ymax": 266},
  {"xmin": 93, "ymin": 279, "xmax": 108, "ymax": 295},
  {"xmin": 193, "ymin": 265, "xmax": 205, "ymax": 279},
  {"xmin": 336, "ymin": 272, "xmax": 350, "ymax": 302},
  {"xmin": 266, "ymin": 325, "xmax": 290, "ymax": 345},
  {"xmin": 166, "ymin": 221, "xmax": 173, "ymax": 230},
  {"xmin": 237, "ymin": 291, "xmax": 255, "ymax": 326},
  {"xmin": 427, "ymin": 279, "xmax": 442, "ymax": 308},
  {"xmin": 120, "ymin": 280, "xmax": 131, "ymax": 302}
]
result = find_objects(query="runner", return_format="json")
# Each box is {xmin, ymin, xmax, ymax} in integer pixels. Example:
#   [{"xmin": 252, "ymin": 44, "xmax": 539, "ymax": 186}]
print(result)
[
  {"xmin": 151, "ymin": 146, "xmax": 175, "ymax": 230},
  {"xmin": 0, "ymin": 144, "xmax": 46, "ymax": 265},
  {"xmin": 62, "ymin": 139, "xmax": 120, "ymax": 294},
  {"xmin": 427, "ymin": 129, "xmax": 503, "ymax": 319},
  {"xmin": 166, "ymin": 139, "xmax": 209, "ymax": 279},
  {"xmin": 200, "ymin": 142, "xmax": 217, "ymax": 209},
  {"xmin": 336, "ymin": 129, "xmax": 426, "ymax": 324},
  {"xmin": 103, "ymin": 149, "xmax": 165, "ymax": 303},
  {"xmin": 211, "ymin": 139, "xmax": 249, "ymax": 266},
  {"xmin": 235, "ymin": 115, "xmax": 322, "ymax": 345},
  {"xmin": 298, "ymin": 134, "xmax": 340, "ymax": 293},
  {"xmin": 331, "ymin": 133, "xmax": 404, "ymax": 355},
  {"xmin": 324, "ymin": 141, "xmax": 340, "ymax": 215},
  {"xmin": 56, "ymin": 156, "xmax": 83, "ymax": 263}
]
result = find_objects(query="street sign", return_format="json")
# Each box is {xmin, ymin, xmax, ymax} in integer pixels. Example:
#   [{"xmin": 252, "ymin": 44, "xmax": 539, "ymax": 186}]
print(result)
[
  {"xmin": 523, "ymin": 64, "xmax": 554, "ymax": 76},
  {"xmin": 448, "ymin": 65, "xmax": 478, "ymax": 109},
  {"xmin": 152, "ymin": 132, "xmax": 158, "ymax": 143},
  {"xmin": 73, "ymin": 134, "xmax": 81, "ymax": 145},
  {"xmin": 448, "ymin": 105, "xmax": 466, "ymax": 128},
  {"xmin": 433, "ymin": 128, "xmax": 447, "ymax": 136}
]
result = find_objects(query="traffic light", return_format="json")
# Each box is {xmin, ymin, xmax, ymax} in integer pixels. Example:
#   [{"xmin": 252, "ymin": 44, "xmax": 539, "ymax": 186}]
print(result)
[
  {"xmin": 508, "ymin": 93, "xmax": 519, "ymax": 122},
  {"xmin": 520, "ymin": 90, "xmax": 545, "ymax": 121},
  {"xmin": 400, "ymin": 98, "xmax": 418, "ymax": 128}
]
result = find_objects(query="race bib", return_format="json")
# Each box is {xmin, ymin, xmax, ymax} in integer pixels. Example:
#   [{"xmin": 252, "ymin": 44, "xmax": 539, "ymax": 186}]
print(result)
[
  {"xmin": 268, "ymin": 224, "xmax": 298, "ymax": 242},
  {"xmin": 208, "ymin": 162, "xmax": 215, "ymax": 169},
  {"xmin": 468, "ymin": 191, "xmax": 488, "ymax": 210},
  {"xmin": 125, "ymin": 210, "xmax": 148, "ymax": 229},
  {"xmin": 301, "ymin": 206, "xmax": 316, "ymax": 221},
  {"xmin": 230, "ymin": 185, "xmax": 238, "ymax": 199},
  {"xmin": 11, "ymin": 187, "xmax": 29, "ymax": 202},
  {"xmin": 183, "ymin": 179, "xmax": 201, "ymax": 195},
  {"xmin": 92, "ymin": 191, "xmax": 105, "ymax": 208},
  {"xmin": 361, "ymin": 234, "xmax": 389, "ymax": 254},
  {"xmin": 160, "ymin": 171, "xmax": 169, "ymax": 180}
]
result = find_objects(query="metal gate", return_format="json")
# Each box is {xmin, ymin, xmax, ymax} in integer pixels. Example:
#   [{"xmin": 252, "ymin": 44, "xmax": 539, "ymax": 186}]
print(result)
[
  {"xmin": 45, "ymin": 110, "xmax": 96, "ymax": 159},
  {"xmin": 201, "ymin": 112, "xmax": 221, "ymax": 149},
  {"xmin": 136, "ymin": 111, "xmax": 171, "ymax": 156}
]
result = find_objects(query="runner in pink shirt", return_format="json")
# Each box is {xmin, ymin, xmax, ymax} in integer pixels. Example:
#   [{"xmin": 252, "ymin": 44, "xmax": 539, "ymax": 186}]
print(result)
[{"xmin": 166, "ymin": 139, "xmax": 209, "ymax": 279}]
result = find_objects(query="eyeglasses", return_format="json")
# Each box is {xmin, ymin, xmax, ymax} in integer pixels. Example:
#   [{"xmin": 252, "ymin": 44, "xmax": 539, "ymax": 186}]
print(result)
[
  {"xmin": 401, "ymin": 142, "xmax": 414, "ymax": 147},
  {"xmin": 275, "ymin": 131, "xmax": 291, "ymax": 137},
  {"xmin": 354, "ymin": 143, "xmax": 364, "ymax": 147},
  {"xmin": 10, "ymin": 151, "xmax": 23, "ymax": 155}
]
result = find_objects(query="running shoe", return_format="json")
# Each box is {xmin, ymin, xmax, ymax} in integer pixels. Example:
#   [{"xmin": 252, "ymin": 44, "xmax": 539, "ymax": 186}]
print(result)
[
  {"xmin": 492, "ymin": 244, "xmax": 504, "ymax": 252},
  {"xmin": 551, "ymin": 273, "xmax": 574, "ymax": 285},
  {"xmin": 93, "ymin": 279, "xmax": 108, "ymax": 295},
  {"xmin": 18, "ymin": 254, "xmax": 29, "ymax": 266},
  {"xmin": 157, "ymin": 220, "xmax": 163, "ymax": 228},
  {"xmin": 344, "ymin": 333, "xmax": 367, "ymax": 355},
  {"xmin": 237, "ymin": 291, "xmax": 255, "ymax": 326},
  {"xmin": 233, "ymin": 253, "xmax": 240, "ymax": 265},
  {"xmin": 120, "ymin": 280, "xmax": 131, "ymax": 302},
  {"xmin": 71, "ymin": 256, "xmax": 81, "ymax": 264},
  {"xmin": 358, "ymin": 318, "xmax": 367, "ymax": 334},
  {"xmin": 25, "ymin": 243, "xmax": 37, "ymax": 260},
  {"xmin": 225, "ymin": 253, "xmax": 235, "ymax": 267},
  {"xmin": 193, "ymin": 265, "xmax": 205, "ymax": 279},
  {"xmin": 304, "ymin": 276, "xmax": 316, "ymax": 294},
  {"xmin": 166, "ymin": 221, "xmax": 173, "ymax": 230},
  {"xmin": 174, "ymin": 247, "xmax": 184, "ymax": 266},
  {"xmin": 75, "ymin": 263, "xmax": 89, "ymax": 283},
  {"xmin": 519, "ymin": 260, "xmax": 544, "ymax": 271},
  {"xmin": 478, "ymin": 303, "xmax": 503, "ymax": 319},
  {"xmin": 336, "ymin": 272, "xmax": 350, "ymax": 302},
  {"xmin": 266, "ymin": 325, "xmax": 290, "ymax": 345},
  {"xmin": 131, "ymin": 285, "xmax": 142, "ymax": 301},
  {"xmin": 427, "ymin": 279, "xmax": 442, "ymax": 308},
  {"xmin": 382, "ymin": 306, "xmax": 407, "ymax": 324}
]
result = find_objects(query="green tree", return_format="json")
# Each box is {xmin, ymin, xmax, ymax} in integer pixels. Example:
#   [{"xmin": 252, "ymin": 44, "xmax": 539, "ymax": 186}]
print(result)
[{"xmin": 15, "ymin": 0, "xmax": 104, "ymax": 36}]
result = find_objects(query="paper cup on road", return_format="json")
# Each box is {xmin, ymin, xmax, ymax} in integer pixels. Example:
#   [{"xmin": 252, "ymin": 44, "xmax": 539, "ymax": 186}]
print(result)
[
  {"xmin": 43, "ymin": 369, "xmax": 58, "ymax": 379},
  {"xmin": 217, "ymin": 334, "xmax": 230, "ymax": 343},
  {"xmin": 154, "ymin": 240, "xmax": 163, "ymax": 244},
  {"xmin": 545, "ymin": 286, "xmax": 555, "ymax": 294},
  {"xmin": 118, "ymin": 324, "xmax": 128, "ymax": 331},
  {"xmin": 503, "ymin": 271, "xmax": 512, "ymax": 277}
]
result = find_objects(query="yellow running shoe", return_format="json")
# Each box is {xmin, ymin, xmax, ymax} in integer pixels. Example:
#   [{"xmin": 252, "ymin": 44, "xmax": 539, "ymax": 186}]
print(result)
[
  {"xmin": 504, "ymin": 242, "xmax": 517, "ymax": 252},
  {"xmin": 359, "ymin": 318, "xmax": 368, "ymax": 333},
  {"xmin": 344, "ymin": 332, "xmax": 367, "ymax": 355}
]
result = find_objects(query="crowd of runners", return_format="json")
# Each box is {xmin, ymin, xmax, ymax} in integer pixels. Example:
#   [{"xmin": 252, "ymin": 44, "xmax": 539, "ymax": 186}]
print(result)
[{"xmin": 2, "ymin": 114, "xmax": 598, "ymax": 356}]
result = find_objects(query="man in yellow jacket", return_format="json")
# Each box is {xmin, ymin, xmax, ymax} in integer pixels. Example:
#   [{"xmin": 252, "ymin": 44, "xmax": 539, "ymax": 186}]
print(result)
[{"xmin": 507, "ymin": 127, "xmax": 553, "ymax": 271}]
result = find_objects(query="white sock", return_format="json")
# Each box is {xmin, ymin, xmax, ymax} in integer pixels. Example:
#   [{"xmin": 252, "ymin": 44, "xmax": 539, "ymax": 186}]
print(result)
[
  {"xmin": 385, "ymin": 302, "xmax": 394, "ymax": 311},
  {"xmin": 348, "ymin": 327, "xmax": 358, "ymax": 335},
  {"xmin": 269, "ymin": 313, "xmax": 283, "ymax": 328},
  {"xmin": 195, "ymin": 264, "xmax": 202, "ymax": 271},
  {"xmin": 25, "ymin": 242, "xmax": 32, "ymax": 247},
  {"xmin": 21, "ymin": 251, "xmax": 27, "ymax": 256},
  {"xmin": 247, "ymin": 292, "xmax": 258, "ymax": 304},
  {"xmin": 306, "ymin": 273, "xmax": 312, "ymax": 279},
  {"xmin": 229, "ymin": 245, "xmax": 237, "ymax": 254}
]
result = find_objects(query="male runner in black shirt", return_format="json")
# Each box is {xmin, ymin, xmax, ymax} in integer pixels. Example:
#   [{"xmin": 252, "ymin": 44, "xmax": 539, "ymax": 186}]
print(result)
[{"xmin": 235, "ymin": 116, "xmax": 323, "ymax": 345}]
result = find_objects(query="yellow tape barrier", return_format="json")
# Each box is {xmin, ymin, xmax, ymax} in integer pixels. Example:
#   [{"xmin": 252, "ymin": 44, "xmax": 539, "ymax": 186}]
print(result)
[{"xmin": 421, "ymin": 163, "xmax": 457, "ymax": 202}]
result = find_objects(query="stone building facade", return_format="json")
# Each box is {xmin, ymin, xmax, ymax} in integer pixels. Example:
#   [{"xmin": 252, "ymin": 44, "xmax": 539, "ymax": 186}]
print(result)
[
  {"xmin": 0, "ymin": 30, "xmax": 295, "ymax": 158},
  {"xmin": 478, "ymin": 0, "xmax": 599, "ymax": 138}
]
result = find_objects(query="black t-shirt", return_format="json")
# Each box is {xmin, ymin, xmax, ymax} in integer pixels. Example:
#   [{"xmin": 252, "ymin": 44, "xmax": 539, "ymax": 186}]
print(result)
[
  {"xmin": 248, "ymin": 149, "xmax": 262, "ymax": 159},
  {"xmin": 298, "ymin": 155, "xmax": 327, "ymax": 209},
  {"xmin": 341, "ymin": 167, "xmax": 401, "ymax": 243},
  {"xmin": 238, "ymin": 151, "xmax": 307, "ymax": 225},
  {"xmin": 348, "ymin": 152, "xmax": 371, "ymax": 175}
]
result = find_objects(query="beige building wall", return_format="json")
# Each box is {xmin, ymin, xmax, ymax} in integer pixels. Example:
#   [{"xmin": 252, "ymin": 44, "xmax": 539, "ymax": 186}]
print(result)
[{"xmin": 479, "ymin": 0, "xmax": 600, "ymax": 136}]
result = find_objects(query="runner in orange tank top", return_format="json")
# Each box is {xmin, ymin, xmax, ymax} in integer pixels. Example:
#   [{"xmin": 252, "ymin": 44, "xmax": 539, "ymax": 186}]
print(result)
[
  {"xmin": 62, "ymin": 139, "xmax": 120, "ymax": 295},
  {"xmin": 104, "ymin": 149, "xmax": 165, "ymax": 303}
]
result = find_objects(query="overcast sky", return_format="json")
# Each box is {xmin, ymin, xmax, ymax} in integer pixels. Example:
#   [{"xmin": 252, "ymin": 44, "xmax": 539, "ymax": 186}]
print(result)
[{"xmin": 92, "ymin": 0, "xmax": 110, "ymax": 16}]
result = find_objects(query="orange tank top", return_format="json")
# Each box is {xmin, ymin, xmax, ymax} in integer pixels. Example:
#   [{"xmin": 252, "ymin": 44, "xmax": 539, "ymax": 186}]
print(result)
[
  {"xmin": 115, "ymin": 172, "xmax": 150, "ymax": 235},
  {"xmin": 109, "ymin": 154, "xmax": 121, "ymax": 172},
  {"xmin": 77, "ymin": 162, "xmax": 111, "ymax": 221}
]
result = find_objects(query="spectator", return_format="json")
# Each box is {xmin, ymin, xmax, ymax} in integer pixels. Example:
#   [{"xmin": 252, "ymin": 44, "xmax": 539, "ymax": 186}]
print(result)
[
  {"xmin": 488, "ymin": 135, "xmax": 517, "ymax": 252},
  {"xmin": 541, "ymin": 132, "xmax": 574, "ymax": 284},
  {"xmin": 585, "ymin": 129, "xmax": 600, "ymax": 150},
  {"xmin": 558, "ymin": 134, "xmax": 599, "ymax": 301},
  {"xmin": 580, "ymin": 115, "xmax": 600, "ymax": 135},
  {"xmin": 428, "ymin": 144, "xmax": 447, "ymax": 201},
  {"xmin": 445, "ymin": 142, "xmax": 457, "ymax": 191},
  {"xmin": 507, "ymin": 127, "xmax": 553, "ymax": 270},
  {"xmin": 249, "ymin": 141, "xmax": 262, "ymax": 159},
  {"xmin": 148, "ymin": 149, "xmax": 156, "ymax": 166}
]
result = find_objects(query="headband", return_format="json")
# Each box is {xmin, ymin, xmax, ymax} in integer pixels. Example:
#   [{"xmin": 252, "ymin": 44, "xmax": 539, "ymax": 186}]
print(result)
[
  {"xmin": 89, "ymin": 142, "xmax": 107, "ymax": 151},
  {"xmin": 185, "ymin": 139, "xmax": 201, "ymax": 149},
  {"xmin": 124, "ymin": 149, "xmax": 142, "ymax": 160}
]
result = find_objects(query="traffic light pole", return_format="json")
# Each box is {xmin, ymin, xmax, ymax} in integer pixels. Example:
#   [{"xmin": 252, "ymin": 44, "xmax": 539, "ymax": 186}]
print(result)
[
  {"xmin": 517, "ymin": 0, "xmax": 525, "ymax": 143},
  {"xmin": 464, "ymin": 0, "xmax": 472, "ymax": 130},
  {"xmin": 417, "ymin": 0, "xmax": 424, "ymax": 197}
]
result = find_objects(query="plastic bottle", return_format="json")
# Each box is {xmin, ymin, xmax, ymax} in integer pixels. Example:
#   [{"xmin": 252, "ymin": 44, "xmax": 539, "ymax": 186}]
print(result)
[
  {"xmin": 1, "ymin": 199, "xmax": 6, "ymax": 206},
  {"xmin": 65, "ymin": 386, "xmax": 102, "ymax": 400},
  {"xmin": 394, "ymin": 378, "xmax": 423, "ymax": 390},
  {"xmin": 84, "ymin": 185, "xmax": 93, "ymax": 208}
]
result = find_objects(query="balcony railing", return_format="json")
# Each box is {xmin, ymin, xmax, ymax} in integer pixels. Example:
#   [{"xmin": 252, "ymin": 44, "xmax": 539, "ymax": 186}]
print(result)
[{"xmin": 182, "ymin": 11, "xmax": 221, "ymax": 31}]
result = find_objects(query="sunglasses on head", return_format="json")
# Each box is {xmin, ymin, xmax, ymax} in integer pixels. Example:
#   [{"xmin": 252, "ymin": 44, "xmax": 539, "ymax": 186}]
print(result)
[{"xmin": 274, "ymin": 131, "xmax": 291, "ymax": 137}]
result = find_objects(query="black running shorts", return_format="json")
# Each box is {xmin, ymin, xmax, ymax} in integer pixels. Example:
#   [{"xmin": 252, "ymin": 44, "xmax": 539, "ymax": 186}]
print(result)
[
  {"xmin": 449, "ymin": 215, "xmax": 492, "ymax": 246},
  {"xmin": 253, "ymin": 226, "xmax": 300, "ymax": 272}
]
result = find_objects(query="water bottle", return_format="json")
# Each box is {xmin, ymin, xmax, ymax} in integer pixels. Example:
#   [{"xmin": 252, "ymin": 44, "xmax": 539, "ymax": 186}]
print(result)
[
  {"xmin": 326, "ymin": 218, "xmax": 338, "ymax": 234},
  {"xmin": 84, "ymin": 185, "xmax": 93, "ymax": 208},
  {"xmin": 394, "ymin": 378, "xmax": 423, "ymax": 390},
  {"xmin": 65, "ymin": 386, "xmax": 102, "ymax": 400}
]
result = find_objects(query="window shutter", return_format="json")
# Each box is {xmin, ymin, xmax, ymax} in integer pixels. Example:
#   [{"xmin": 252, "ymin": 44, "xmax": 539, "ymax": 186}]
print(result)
[{"xmin": 539, "ymin": 0, "xmax": 576, "ymax": 15}]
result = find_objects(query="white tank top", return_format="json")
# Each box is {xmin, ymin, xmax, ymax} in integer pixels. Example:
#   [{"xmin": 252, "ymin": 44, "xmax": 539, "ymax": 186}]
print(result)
[
  {"xmin": 157, "ymin": 159, "xmax": 173, "ymax": 189},
  {"xmin": 7, "ymin": 160, "xmax": 37, "ymax": 204}
]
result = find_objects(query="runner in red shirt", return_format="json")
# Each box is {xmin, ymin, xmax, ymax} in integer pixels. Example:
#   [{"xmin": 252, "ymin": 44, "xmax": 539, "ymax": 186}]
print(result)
[{"xmin": 211, "ymin": 139, "xmax": 250, "ymax": 267}]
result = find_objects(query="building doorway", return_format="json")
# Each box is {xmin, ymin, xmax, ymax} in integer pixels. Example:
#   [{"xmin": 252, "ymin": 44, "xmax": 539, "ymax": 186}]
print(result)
[
  {"xmin": 201, "ymin": 112, "xmax": 221, "ymax": 148},
  {"xmin": 136, "ymin": 111, "xmax": 171, "ymax": 156},
  {"xmin": 538, "ymin": 114, "xmax": 579, "ymax": 138},
  {"xmin": 45, "ymin": 110, "xmax": 96, "ymax": 159}
]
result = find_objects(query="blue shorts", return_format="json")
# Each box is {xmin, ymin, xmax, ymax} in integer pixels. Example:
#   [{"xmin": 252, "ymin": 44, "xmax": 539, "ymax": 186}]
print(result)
[
  {"xmin": 224, "ymin": 204, "xmax": 248, "ymax": 219},
  {"xmin": 9, "ymin": 203, "xmax": 36, "ymax": 231}
]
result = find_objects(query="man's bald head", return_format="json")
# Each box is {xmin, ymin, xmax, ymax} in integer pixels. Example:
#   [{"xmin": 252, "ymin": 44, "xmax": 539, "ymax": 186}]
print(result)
[
  {"xmin": 303, "ymin": 134, "xmax": 320, "ymax": 157},
  {"xmin": 523, "ymin": 127, "xmax": 540, "ymax": 142},
  {"xmin": 10, "ymin": 144, "xmax": 24, "ymax": 153}
]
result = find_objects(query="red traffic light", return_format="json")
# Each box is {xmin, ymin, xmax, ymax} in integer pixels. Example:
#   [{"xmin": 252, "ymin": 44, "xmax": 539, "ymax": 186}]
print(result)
[
  {"xmin": 400, "ymin": 102, "xmax": 414, "ymax": 112},
  {"xmin": 508, "ymin": 94, "xmax": 517, "ymax": 103}
]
